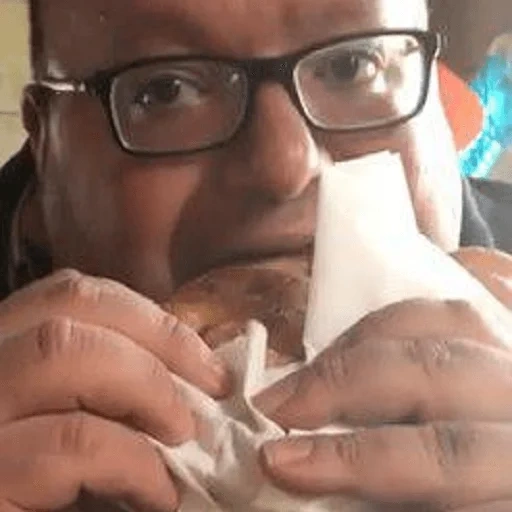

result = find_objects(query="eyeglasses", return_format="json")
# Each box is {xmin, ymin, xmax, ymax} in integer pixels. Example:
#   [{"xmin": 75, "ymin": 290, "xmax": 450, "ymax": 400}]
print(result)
[{"xmin": 36, "ymin": 30, "xmax": 441, "ymax": 156}]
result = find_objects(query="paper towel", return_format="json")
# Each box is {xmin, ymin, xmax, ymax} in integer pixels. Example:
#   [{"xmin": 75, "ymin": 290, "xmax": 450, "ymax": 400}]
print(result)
[
  {"xmin": 153, "ymin": 322, "xmax": 371, "ymax": 511},
  {"xmin": 303, "ymin": 151, "xmax": 512, "ymax": 358},
  {"xmin": 151, "ymin": 151, "xmax": 512, "ymax": 511}
]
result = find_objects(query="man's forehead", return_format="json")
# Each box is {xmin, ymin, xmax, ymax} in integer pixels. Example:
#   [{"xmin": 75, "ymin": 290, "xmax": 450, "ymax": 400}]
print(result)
[{"xmin": 40, "ymin": 0, "xmax": 428, "ymax": 77}]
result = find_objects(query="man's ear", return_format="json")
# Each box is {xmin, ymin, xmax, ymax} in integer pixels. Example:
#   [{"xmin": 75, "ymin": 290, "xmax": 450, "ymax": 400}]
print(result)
[
  {"xmin": 21, "ymin": 84, "xmax": 49, "ymax": 178},
  {"xmin": 20, "ymin": 85, "xmax": 52, "ymax": 252}
]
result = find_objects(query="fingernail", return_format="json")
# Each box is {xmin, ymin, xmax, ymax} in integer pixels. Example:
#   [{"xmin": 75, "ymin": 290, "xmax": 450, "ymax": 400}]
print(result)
[
  {"xmin": 163, "ymin": 403, "xmax": 197, "ymax": 446},
  {"xmin": 262, "ymin": 438, "xmax": 314, "ymax": 468},
  {"xmin": 195, "ymin": 334, "xmax": 233, "ymax": 397},
  {"xmin": 203, "ymin": 322, "xmax": 246, "ymax": 347},
  {"xmin": 209, "ymin": 359, "xmax": 233, "ymax": 396}
]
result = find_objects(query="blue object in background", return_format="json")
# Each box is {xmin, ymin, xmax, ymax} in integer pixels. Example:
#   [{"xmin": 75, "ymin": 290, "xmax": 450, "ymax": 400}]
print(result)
[{"xmin": 459, "ymin": 34, "xmax": 512, "ymax": 179}]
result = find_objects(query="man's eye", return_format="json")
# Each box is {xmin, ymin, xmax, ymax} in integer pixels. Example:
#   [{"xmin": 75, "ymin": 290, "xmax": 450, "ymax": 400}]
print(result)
[
  {"xmin": 402, "ymin": 38, "xmax": 422, "ymax": 56},
  {"xmin": 316, "ymin": 53, "xmax": 379, "ymax": 87},
  {"xmin": 133, "ymin": 76, "xmax": 201, "ymax": 108}
]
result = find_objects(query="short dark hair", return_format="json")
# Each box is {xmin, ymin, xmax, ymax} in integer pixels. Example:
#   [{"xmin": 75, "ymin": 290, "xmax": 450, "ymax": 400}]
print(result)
[{"xmin": 28, "ymin": 0, "xmax": 43, "ymax": 77}]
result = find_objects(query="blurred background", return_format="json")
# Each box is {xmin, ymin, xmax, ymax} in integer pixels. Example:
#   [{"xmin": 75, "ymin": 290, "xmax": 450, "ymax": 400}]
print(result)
[
  {"xmin": 0, "ymin": 0, "xmax": 511, "ymax": 179},
  {"xmin": 430, "ymin": 0, "xmax": 512, "ymax": 181},
  {"xmin": 0, "ymin": 0, "xmax": 28, "ymax": 166}
]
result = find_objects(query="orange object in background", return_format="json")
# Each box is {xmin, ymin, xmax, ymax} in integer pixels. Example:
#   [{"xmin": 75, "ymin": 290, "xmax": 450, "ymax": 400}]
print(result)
[{"xmin": 438, "ymin": 62, "xmax": 483, "ymax": 151}]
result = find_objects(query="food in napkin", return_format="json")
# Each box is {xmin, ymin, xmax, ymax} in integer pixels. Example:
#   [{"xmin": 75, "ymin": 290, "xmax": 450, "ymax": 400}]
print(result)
[{"xmin": 153, "ymin": 152, "xmax": 511, "ymax": 511}]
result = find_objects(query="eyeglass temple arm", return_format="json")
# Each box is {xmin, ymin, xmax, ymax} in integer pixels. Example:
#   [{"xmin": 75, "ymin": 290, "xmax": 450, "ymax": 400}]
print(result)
[{"xmin": 36, "ymin": 79, "xmax": 88, "ymax": 94}]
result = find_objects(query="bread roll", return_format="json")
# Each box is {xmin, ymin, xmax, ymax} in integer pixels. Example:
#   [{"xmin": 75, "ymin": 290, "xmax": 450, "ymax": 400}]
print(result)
[{"xmin": 163, "ymin": 255, "xmax": 311, "ymax": 365}]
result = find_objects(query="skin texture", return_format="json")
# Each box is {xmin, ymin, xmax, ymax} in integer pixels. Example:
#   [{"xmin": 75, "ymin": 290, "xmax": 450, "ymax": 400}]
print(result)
[
  {"xmin": 23, "ymin": 0, "xmax": 461, "ymax": 301},
  {"xmin": 0, "ymin": 0, "xmax": 509, "ymax": 511}
]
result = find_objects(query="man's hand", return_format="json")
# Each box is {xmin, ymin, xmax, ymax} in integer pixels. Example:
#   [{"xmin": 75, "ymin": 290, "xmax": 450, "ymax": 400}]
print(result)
[
  {"xmin": 255, "ymin": 248, "xmax": 512, "ymax": 511},
  {"xmin": 0, "ymin": 269, "xmax": 230, "ymax": 512}
]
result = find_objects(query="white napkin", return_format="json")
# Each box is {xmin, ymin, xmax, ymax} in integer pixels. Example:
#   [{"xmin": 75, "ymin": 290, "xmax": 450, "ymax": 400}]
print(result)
[
  {"xmin": 153, "ymin": 322, "xmax": 371, "ymax": 511},
  {"xmin": 303, "ymin": 151, "xmax": 512, "ymax": 358},
  {"xmin": 151, "ymin": 152, "xmax": 511, "ymax": 511}
]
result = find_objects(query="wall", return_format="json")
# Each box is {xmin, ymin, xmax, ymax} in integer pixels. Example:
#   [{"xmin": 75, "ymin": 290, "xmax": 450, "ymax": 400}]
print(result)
[{"xmin": 0, "ymin": 0, "xmax": 29, "ymax": 165}]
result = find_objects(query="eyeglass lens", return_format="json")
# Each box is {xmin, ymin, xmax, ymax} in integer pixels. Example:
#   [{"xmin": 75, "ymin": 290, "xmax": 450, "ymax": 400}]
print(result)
[{"xmin": 109, "ymin": 33, "xmax": 429, "ymax": 153}]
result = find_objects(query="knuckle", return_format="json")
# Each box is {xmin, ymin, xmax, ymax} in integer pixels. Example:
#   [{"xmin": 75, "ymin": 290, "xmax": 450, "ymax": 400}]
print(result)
[
  {"xmin": 311, "ymin": 344, "xmax": 351, "ymax": 389},
  {"xmin": 53, "ymin": 272, "xmax": 104, "ymax": 308},
  {"xmin": 403, "ymin": 338, "xmax": 454, "ymax": 377},
  {"xmin": 56, "ymin": 412, "xmax": 100, "ymax": 457},
  {"xmin": 51, "ymin": 268, "xmax": 85, "ymax": 284},
  {"xmin": 350, "ymin": 306, "xmax": 391, "ymax": 339},
  {"xmin": 428, "ymin": 423, "xmax": 459, "ymax": 473},
  {"xmin": 35, "ymin": 316, "xmax": 79, "ymax": 361},
  {"xmin": 68, "ymin": 276, "xmax": 103, "ymax": 306},
  {"xmin": 421, "ymin": 422, "xmax": 474, "ymax": 478},
  {"xmin": 142, "ymin": 350, "xmax": 169, "ymax": 385},
  {"xmin": 156, "ymin": 312, "xmax": 181, "ymax": 341},
  {"xmin": 334, "ymin": 432, "xmax": 363, "ymax": 469},
  {"xmin": 353, "ymin": 299, "xmax": 424, "ymax": 334},
  {"xmin": 366, "ymin": 301, "xmax": 404, "ymax": 323},
  {"xmin": 444, "ymin": 299, "xmax": 479, "ymax": 321}
]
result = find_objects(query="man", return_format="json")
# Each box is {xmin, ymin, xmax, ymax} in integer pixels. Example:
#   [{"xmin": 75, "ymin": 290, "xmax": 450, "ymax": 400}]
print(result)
[{"xmin": 1, "ymin": 0, "xmax": 512, "ymax": 510}]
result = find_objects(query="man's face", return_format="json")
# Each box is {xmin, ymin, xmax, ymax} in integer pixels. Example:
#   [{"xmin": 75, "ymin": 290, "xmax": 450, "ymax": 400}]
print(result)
[{"xmin": 27, "ymin": 0, "xmax": 462, "ymax": 302}]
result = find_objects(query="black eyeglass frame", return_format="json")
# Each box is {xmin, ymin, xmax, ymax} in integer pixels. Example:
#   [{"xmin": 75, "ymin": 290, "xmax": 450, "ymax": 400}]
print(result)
[{"xmin": 35, "ymin": 29, "xmax": 442, "ymax": 157}]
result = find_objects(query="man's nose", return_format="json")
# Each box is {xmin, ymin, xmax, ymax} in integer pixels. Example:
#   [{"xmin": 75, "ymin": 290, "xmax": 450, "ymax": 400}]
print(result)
[{"xmin": 222, "ymin": 84, "xmax": 322, "ymax": 202}]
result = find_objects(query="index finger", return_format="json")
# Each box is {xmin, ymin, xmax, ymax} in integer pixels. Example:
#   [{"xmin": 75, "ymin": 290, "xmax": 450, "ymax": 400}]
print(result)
[
  {"xmin": 261, "ymin": 422, "xmax": 512, "ymax": 509},
  {"xmin": 0, "ymin": 270, "xmax": 230, "ymax": 397},
  {"xmin": 253, "ymin": 297, "xmax": 507, "ymax": 429}
]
